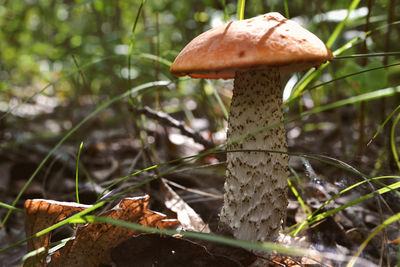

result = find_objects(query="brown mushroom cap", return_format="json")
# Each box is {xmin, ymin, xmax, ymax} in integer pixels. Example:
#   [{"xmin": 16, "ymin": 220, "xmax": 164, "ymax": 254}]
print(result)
[{"xmin": 170, "ymin": 12, "xmax": 333, "ymax": 79}]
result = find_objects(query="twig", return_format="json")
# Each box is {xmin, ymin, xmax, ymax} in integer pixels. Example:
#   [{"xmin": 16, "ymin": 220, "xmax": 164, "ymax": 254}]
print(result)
[{"xmin": 135, "ymin": 106, "xmax": 216, "ymax": 149}]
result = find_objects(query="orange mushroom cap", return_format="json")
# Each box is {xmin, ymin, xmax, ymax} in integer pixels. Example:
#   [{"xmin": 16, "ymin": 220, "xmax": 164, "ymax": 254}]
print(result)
[{"xmin": 170, "ymin": 12, "xmax": 333, "ymax": 79}]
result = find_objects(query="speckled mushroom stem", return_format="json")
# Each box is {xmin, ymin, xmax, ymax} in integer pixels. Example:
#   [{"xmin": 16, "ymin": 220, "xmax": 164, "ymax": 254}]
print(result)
[{"xmin": 220, "ymin": 68, "xmax": 289, "ymax": 242}]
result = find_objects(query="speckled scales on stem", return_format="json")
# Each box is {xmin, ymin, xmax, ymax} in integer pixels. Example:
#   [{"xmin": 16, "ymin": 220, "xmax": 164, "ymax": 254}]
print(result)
[{"xmin": 220, "ymin": 68, "xmax": 289, "ymax": 242}]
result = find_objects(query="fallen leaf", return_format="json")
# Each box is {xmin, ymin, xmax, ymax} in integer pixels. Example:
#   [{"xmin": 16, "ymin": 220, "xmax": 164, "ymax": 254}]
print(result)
[
  {"xmin": 160, "ymin": 178, "xmax": 210, "ymax": 233},
  {"xmin": 24, "ymin": 195, "xmax": 180, "ymax": 267},
  {"xmin": 24, "ymin": 199, "xmax": 91, "ymax": 266}
]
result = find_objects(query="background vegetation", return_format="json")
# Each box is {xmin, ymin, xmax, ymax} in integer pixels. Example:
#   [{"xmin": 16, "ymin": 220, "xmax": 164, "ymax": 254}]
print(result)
[{"xmin": 0, "ymin": 0, "xmax": 399, "ymax": 265}]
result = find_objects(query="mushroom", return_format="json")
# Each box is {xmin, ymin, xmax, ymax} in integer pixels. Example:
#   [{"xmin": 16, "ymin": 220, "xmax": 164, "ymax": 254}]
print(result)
[{"xmin": 170, "ymin": 12, "xmax": 332, "ymax": 242}]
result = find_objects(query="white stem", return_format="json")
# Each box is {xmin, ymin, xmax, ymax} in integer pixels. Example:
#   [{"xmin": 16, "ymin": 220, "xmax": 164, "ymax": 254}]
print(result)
[{"xmin": 220, "ymin": 68, "xmax": 289, "ymax": 242}]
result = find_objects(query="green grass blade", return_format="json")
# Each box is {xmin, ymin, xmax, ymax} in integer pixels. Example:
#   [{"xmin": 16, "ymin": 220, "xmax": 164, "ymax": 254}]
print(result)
[
  {"xmin": 0, "ymin": 202, "xmax": 23, "ymax": 213},
  {"xmin": 206, "ymin": 80, "xmax": 229, "ymax": 121},
  {"xmin": 270, "ymin": 0, "xmax": 275, "ymax": 11},
  {"xmin": 221, "ymin": 0, "xmax": 229, "ymax": 21},
  {"xmin": 368, "ymin": 104, "xmax": 400, "ymax": 146},
  {"xmin": 139, "ymin": 53, "xmax": 173, "ymax": 67},
  {"xmin": 128, "ymin": 0, "xmax": 146, "ymax": 81},
  {"xmin": 335, "ymin": 51, "xmax": 400, "ymax": 59},
  {"xmin": 97, "ymin": 164, "xmax": 160, "ymax": 200},
  {"xmin": 326, "ymin": 0, "xmax": 362, "ymax": 48},
  {"xmin": 22, "ymin": 237, "xmax": 73, "ymax": 263},
  {"xmin": 236, "ymin": 0, "xmax": 246, "ymax": 20},
  {"xmin": 391, "ymin": 112, "xmax": 400, "ymax": 171},
  {"xmin": 287, "ymin": 174, "xmax": 309, "ymax": 216},
  {"xmin": 283, "ymin": 0, "xmax": 290, "ymax": 18},
  {"xmin": 75, "ymin": 142, "xmax": 84, "ymax": 203}
]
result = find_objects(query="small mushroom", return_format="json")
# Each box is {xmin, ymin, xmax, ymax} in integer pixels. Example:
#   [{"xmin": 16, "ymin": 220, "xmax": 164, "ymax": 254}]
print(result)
[{"xmin": 170, "ymin": 12, "xmax": 332, "ymax": 242}]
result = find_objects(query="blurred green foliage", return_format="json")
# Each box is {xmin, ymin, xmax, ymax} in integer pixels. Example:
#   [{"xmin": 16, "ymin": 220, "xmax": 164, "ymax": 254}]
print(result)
[
  {"xmin": 0, "ymin": 0, "xmax": 398, "ymax": 111},
  {"xmin": 343, "ymin": 61, "xmax": 388, "ymax": 94}
]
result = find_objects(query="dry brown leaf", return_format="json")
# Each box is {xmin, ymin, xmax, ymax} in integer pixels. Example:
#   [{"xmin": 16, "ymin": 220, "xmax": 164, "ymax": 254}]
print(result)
[
  {"xmin": 24, "ymin": 195, "xmax": 180, "ymax": 267},
  {"xmin": 24, "ymin": 199, "xmax": 91, "ymax": 266},
  {"xmin": 160, "ymin": 178, "xmax": 210, "ymax": 233}
]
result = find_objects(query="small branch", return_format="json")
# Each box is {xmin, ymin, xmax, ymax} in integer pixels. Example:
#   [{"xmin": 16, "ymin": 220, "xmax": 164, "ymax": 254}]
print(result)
[{"xmin": 135, "ymin": 106, "xmax": 216, "ymax": 149}]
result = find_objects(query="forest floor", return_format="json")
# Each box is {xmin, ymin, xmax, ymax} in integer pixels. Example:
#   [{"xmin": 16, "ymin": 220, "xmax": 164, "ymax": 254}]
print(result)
[{"xmin": 0, "ymin": 96, "xmax": 399, "ymax": 266}]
